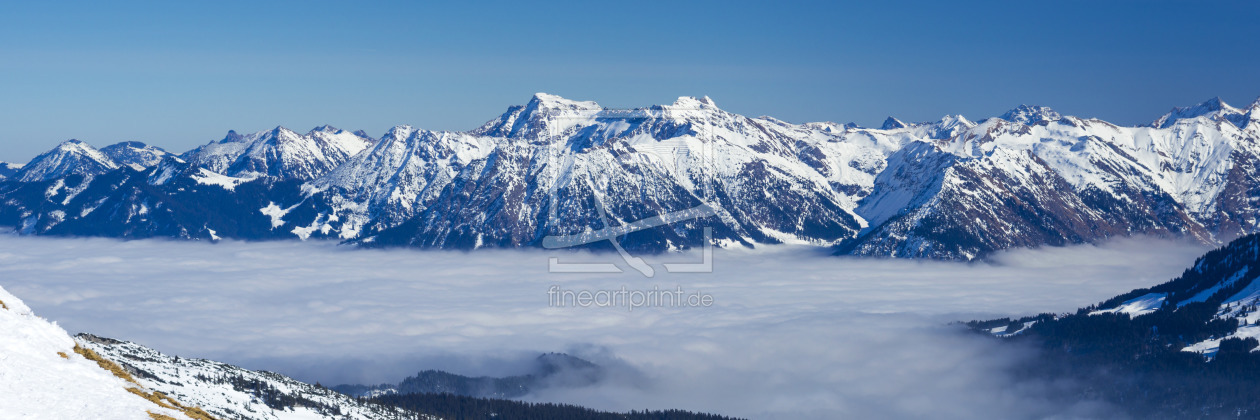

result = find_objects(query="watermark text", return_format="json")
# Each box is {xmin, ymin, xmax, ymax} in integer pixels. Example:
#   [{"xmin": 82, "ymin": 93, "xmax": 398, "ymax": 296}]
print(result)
[{"xmin": 547, "ymin": 285, "xmax": 714, "ymax": 311}]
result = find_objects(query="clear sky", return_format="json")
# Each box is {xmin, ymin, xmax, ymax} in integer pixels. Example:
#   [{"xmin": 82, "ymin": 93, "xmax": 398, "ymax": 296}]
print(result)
[{"xmin": 2, "ymin": 0, "xmax": 1259, "ymax": 162}]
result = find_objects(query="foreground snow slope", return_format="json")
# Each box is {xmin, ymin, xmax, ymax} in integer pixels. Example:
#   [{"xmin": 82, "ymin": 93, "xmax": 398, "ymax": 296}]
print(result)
[
  {"xmin": 76, "ymin": 335, "xmax": 425, "ymax": 420},
  {"xmin": 0, "ymin": 285, "xmax": 195, "ymax": 419},
  {"xmin": 0, "ymin": 285, "xmax": 423, "ymax": 420}
]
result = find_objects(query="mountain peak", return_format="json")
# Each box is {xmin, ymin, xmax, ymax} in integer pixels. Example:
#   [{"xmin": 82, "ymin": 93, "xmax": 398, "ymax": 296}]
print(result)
[
  {"xmin": 383, "ymin": 125, "xmax": 417, "ymax": 140},
  {"xmin": 999, "ymin": 105, "xmax": 1062, "ymax": 125},
  {"xmin": 15, "ymin": 138, "xmax": 118, "ymax": 182},
  {"xmin": 1153, "ymin": 96, "xmax": 1244, "ymax": 128},
  {"xmin": 939, "ymin": 114, "xmax": 973, "ymax": 127},
  {"xmin": 107, "ymin": 141, "xmax": 149, "ymax": 149},
  {"xmin": 881, "ymin": 117, "xmax": 907, "ymax": 130},
  {"xmin": 269, "ymin": 125, "xmax": 295, "ymax": 134},
  {"xmin": 263, "ymin": 126, "xmax": 303, "ymax": 144},
  {"xmin": 221, "ymin": 130, "xmax": 245, "ymax": 143},
  {"xmin": 100, "ymin": 141, "xmax": 170, "ymax": 170},
  {"xmin": 672, "ymin": 96, "xmax": 718, "ymax": 109},
  {"xmin": 528, "ymin": 92, "xmax": 601, "ymax": 111},
  {"xmin": 54, "ymin": 139, "xmax": 103, "ymax": 154},
  {"xmin": 471, "ymin": 94, "xmax": 603, "ymax": 138},
  {"xmin": 309, "ymin": 124, "xmax": 341, "ymax": 134}
]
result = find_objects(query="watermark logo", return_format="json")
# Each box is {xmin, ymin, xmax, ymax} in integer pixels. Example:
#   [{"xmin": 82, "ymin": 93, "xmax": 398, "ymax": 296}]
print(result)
[
  {"xmin": 547, "ymin": 285, "xmax": 714, "ymax": 311},
  {"xmin": 540, "ymin": 105, "xmax": 717, "ymax": 277}
]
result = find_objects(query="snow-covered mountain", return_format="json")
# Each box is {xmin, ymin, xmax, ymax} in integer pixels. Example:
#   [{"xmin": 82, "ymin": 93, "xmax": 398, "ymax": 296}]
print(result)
[
  {"xmin": 100, "ymin": 141, "xmax": 173, "ymax": 170},
  {"xmin": 843, "ymin": 98, "xmax": 1260, "ymax": 258},
  {"xmin": 181, "ymin": 126, "xmax": 374, "ymax": 181},
  {"xmin": 1151, "ymin": 96, "xmax": 1258, "ymax": 129},
  {"xmin": 998, "ymin": 104, "xmax": 1062, "ymax": 125},
  {"xmin": 13, "ymin": 139, "xmax": 119, "ymax": 182},
  {"xmin": 294, "ymin": 93, "xmax": 866, "ymax": 250},
  {"xmin": 4, "ymin": 94, "xmax": 1260, "ymax": 259}
]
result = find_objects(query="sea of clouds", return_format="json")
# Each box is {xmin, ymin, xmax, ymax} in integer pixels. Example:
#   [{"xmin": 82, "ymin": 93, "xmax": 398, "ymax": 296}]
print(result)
[{"xmin": 0, "ymin": 234, "xmax": 1211, "ymax": 419}]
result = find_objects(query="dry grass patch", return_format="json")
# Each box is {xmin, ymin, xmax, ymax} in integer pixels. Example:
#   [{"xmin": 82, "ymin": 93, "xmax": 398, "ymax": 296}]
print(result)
[
  {"xmin": 75, "ymin": 343, "xmax": 218, "ymax": 420},
  {"xmin": 72, "ymin": 344, "xmax": 138, "ymax": 384},
  {"xmin": 0, "ymin": 299, "xmax": 8, "ymax": 310},
  {"xmin": 127, "ymin": 386, "xmax": 218, "ymax": 420},
  {"xmin": 57, "ymin": 351, "xmax": 69, "ymax": 359},
  {"xmin": 147, "ymin": 411, "xmax": 179, "ymax": 420}
]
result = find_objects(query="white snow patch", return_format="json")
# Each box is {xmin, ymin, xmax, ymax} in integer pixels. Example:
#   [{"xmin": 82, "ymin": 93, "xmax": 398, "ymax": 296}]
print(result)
[
  {"xmin": 1091, "ymin": 292, "xmax": 1166, "ymax": 317},
  {"xmin": 260, "ymin": 202, "xmax": 290, "ymax": 229},
  {"xmin": 190, "ymin": 168, "xmax": 258, "ymax": 191}
]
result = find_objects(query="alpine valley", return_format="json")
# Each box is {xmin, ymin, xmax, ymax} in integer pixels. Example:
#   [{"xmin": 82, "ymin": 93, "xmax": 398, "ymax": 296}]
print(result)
[{"xmin": 4, "ymin": 94, "xmax": 1260, "ymax": 260}]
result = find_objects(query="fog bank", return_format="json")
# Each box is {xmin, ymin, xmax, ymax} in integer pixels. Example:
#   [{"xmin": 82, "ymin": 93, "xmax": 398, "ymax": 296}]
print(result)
[{"xmin": 0, "ymin": 235, "xmax": 1208, "ymax": 419}]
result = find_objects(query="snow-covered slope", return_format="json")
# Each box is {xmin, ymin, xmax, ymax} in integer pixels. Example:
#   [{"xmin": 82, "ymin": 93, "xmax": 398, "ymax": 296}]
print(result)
[
  {"xmin": 0, "ymin": 285, "xmax": 203, "ymax": 419},
  {"xmin": 181, "ymin": 126, "xmax": 373, "ymax": 180},
  {"xmin": 100, "ymin": 141, "xmax": 173, "ymax": 170},
  {"xmin": 14, "ymin": 139, "xmax": 119, "ymax": 182},
  {"xmin": 76, "ymin": 335, "xmax": 423, "ymax": 420},
  {"xmin": 0, "ymin": 284, "xmax": 425, "ymax": 420}
]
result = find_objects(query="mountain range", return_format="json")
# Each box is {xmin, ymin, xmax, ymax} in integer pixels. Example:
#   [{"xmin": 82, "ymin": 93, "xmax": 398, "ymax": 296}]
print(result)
[{"xmin": 3, "ymin": 93, "xmax": 1260, "ymax": 260}]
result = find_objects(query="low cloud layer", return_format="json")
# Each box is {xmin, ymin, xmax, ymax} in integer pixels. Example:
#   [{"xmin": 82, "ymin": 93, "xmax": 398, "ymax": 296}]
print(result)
[{"xmin": 0, "ymin": 234, "xmax": 1209, "ymax": 419}]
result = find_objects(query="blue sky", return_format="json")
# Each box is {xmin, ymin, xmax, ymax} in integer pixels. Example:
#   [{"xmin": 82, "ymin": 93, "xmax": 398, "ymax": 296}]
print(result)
[{"xmin": 2, "ymin": 0, "xmax": 1258, "ymax": 162}]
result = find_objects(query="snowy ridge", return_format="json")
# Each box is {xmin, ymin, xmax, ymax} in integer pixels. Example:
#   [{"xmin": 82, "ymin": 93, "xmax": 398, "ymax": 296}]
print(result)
[
  {"xmin": 7, "ymin": 94, "xmax": 1260, "ymax": 259},
  {"xmin": 76, "ymin": 335, "xmax": 424, "ymax": 420},
  {"xmin": 0, "ymin": 283, "xmax": 428, "ymax": 420},
  {"xmin": 101, "ymin": 141, "xmax": 173, "ymax": 171},
  {"xmin": 14, "ymin": 139, "xmax": 120, "ymax": 182},
  {"xmin": 301, "ymin": 93, "xmax": 870, "ymax": 250},
  {"xmin": 0, "ymin": 285, "xmax": 199, "ymax": 419},
  {"xmin": 1151, "ymin": 96, "xmax": 1259, "ymax": 129},
  {"xmin": 998, "ymin": 105, "xmax": 1062, "ymax": 125},
  {"xmin": 838, "ymin": 98, "xmax": 1260, "ymax": 258},
  {"xmin": 181, "ymin": 125, "xmax": 373, "ymax": 180}
]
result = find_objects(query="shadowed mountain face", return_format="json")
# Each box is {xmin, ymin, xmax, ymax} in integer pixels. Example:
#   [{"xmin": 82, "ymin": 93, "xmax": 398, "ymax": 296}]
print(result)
[
  {"xmin": 971, "ymin": 233, "xmax": 1260, "ymax": 418},
  {"xmin": 4, "ymin": 94, "xmax": 1260, "ymax": 260}
]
